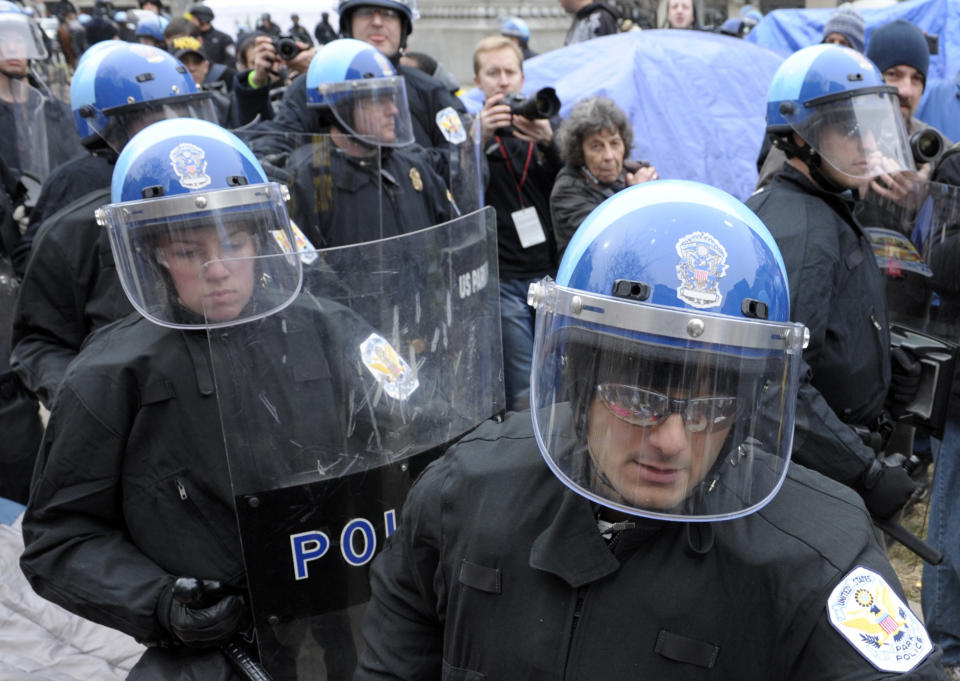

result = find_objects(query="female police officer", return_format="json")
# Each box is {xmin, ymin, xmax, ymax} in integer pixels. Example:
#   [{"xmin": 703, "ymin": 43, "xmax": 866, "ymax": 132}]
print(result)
[
  {"xmin": 356, "ymin": 181, "xmax": 946, "ymax": 680},
  {"xmin": 19, "ymin": 118, "xmax": 416, "ymax": 679}
]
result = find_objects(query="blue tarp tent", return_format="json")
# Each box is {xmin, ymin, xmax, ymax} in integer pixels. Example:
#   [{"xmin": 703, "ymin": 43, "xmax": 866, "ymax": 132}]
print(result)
[
  {"xmin": 461, "ymin": 30, "xmax": 784, "ymax": 201},
  {"xmin": 746, "ymin": 0, "xmax": 960, "ymax": 139}
]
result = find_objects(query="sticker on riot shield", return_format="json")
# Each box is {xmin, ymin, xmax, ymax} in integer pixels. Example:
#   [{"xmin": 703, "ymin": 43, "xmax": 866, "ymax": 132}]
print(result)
[
  {"xmin": 863, "ymin": 228, "xmax": 932, "ymax": 278},
  {"xmin": 360, "ymin": 333, "xmax": 419, "ymax": 400}
]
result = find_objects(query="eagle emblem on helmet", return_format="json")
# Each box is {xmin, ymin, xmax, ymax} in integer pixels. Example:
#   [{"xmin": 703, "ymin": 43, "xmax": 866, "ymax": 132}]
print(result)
[
  {"xmin": 169, "ymin": 142, "xmax": 211, "ymax": 190},
  {"xmin": 675, "ymin": 231, "xmax": 729, "ymax": 309}
]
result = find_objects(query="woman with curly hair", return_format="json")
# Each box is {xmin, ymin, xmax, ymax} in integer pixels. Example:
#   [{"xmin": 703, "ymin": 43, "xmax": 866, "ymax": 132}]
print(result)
[{"xmin": 550, "ymin": 95, "xmax": 658, "ymax": 258}]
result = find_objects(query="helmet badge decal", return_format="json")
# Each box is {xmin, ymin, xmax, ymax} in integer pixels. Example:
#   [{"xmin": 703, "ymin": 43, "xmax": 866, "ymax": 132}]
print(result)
[
  {"xmin": 675, "ymin": 231, "xmax": 729, "ymax": 309},
  {"xmin": 169, "ymin": 142, "xmax": 211, "ymax": 190}
]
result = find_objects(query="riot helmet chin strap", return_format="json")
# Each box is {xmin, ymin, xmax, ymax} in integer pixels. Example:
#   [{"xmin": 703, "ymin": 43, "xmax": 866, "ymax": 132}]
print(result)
[{"xmin": 773, "ymin": 131, "xmax": 848, "ymax": 196}]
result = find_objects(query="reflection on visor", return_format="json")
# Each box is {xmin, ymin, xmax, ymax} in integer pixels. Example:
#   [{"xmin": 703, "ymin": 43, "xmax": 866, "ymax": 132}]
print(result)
[
  {"xmin": 155, "ymin": 229, "xmax": 256, "ymax": 269},
  {"xmin": 100, "ymin": 96, "xmax": 219, "ymax": 151},
  {"xmin": 596, "ymin": 383, "xmax": 740, "ymax": 432}
]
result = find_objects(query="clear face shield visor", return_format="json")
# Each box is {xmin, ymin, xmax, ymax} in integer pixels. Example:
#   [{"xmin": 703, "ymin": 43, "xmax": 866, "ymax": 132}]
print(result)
[
  {"xmin": 0, "ymin": 15, "xmax": 48, "ymax": 61},
  {"xmin": 528, "ymin": 278, "xmax": 807, "ymax": 522},
  {"xmin": 95, "ymin": 94, "xmax": 218, "ymax": 152},
  {"xmin": 786, "ymin": 87, "xmax": 915, "ymax": 180},
  {"xmin": 96, "ymin": 182, "xmax": 302, "ymax": 329},
  {"xmin": 318, "ymin": 75, "xmax": 415, "ymax": 147}
]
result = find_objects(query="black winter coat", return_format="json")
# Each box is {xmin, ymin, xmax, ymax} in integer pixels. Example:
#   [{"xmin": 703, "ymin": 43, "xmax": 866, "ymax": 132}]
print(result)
[
  {"xmin": 20, "ymin": 296, "xmax": 396, "ymax": 678},
  {"xmin": 746, "ymin": 164, "xmax": 890, "ymax": 488},
  {"xmin": 357, "ymin": 411, "xmax": 944, "ymax": 680},
  {"xmin": 11, "ymin": 187, "xmax": 130, "ymax": 408}
]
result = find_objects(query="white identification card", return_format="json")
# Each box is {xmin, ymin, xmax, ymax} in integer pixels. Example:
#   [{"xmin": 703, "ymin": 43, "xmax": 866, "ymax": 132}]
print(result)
[{"xmin": 511, "ymin": 206, "xmax": 546, "ymax": 248}]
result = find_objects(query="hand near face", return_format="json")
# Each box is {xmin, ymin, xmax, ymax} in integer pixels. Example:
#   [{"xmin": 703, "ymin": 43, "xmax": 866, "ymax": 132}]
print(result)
[
  {"xmin": 250, "ymin": 36, "xmax": 279, "ymax": 87},
  {"xmin": 626, "ymin": 164, "xmax": 658, "ymax": 186},
  {"xmin": 478, "ymin": 93, "xmax": 513, "ymax": 143},
  {"xmin": 864, "ymin": 152, "xmax": 921, "ymax": 207},
  {"xmin": 285, "ymin": 42, "xmax": 316, "ymax": 76}
]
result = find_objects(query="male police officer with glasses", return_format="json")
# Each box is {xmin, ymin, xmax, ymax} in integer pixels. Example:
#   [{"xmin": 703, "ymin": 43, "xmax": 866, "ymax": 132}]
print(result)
[{"xmin": 355, "ymin": 180, "xmax": 947, "ymax": 681}]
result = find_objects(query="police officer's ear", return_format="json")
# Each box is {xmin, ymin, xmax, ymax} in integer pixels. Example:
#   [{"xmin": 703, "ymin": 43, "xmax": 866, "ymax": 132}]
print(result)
[{"xmin": 791, "ymin": 132, "xmax": 807, "ymax": 149}]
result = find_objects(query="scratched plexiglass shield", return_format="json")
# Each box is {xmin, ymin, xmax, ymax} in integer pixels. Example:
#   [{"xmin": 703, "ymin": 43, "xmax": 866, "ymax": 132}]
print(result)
[
  {"xmin": 235, "ymin": 131, "xmax": 386, "ymax": 250},
  {"xmin": 204, "ymin": 206, "xmax": 503, "ymax": 680},
  {"xmin": 858, "ymin": 180, "xmax": 960, "ymax": 329}
]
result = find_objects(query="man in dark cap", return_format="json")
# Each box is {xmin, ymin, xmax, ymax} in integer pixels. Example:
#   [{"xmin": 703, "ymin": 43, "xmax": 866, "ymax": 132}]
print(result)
[
  {"xmin": 866, "ymin": 18, "xmax": 950, "ymax": 169},
  {"xmin": 185, "ymin": 3, "xmax": 234, "ymax": 66}
]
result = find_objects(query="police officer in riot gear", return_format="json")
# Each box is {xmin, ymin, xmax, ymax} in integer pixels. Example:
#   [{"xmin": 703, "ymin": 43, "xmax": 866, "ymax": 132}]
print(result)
[
  {"xmin": 0, "ymin": 0, "xmax": 79, "ymax": 197},
  {"xmin": 18, "ymin": 117, "xmax": 416, "ymax": 680},
  {"xmin": 234, "ymin": 0, "xmax": 464, "ymax": 153},
  {"xmin": 746, "ymin": 45, "xmax": 919, "ymax": 521},
  {"xmin": 356, "ymin": 180, "xmax": 946, "ymax": 680},
  {"xmin": 0, "ymin": 0, "xmax": 79, "ymax": 504},
  {"xmin": 249, "ymin": 38, "xmax": 453, "ymax": 249},
  {"xmin": 185, "ymin": 3, "xmax": 234, "ymax": 66},
  {"xmin": 11, "ymin": 42, "xmax": 220, "ymax": 412}
]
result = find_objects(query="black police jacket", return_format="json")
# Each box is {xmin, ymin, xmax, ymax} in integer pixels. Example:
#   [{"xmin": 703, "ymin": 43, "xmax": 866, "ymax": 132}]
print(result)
[
  {"xmin": 199, "ymin": 26, "xmax": 235, "ymax": 66},
  {"xmin": 13, "ymin": 153, "xmax": 114, "ymax": 278},
  {"xmin": 746, "ymin": 164, "xmax": 890, "ymax": 488},
  {"xmin": 357, "ymin": 411, "xmax": 944, "ymax": 680},
  {"xmin": 11, "ymin": 187, "xmax": 130, "ymax": 409},
  {"xmin": 284, "ymin": 142, "xmax": 454, "ymax": 248},
  {"xmin": 20, "ymin": 295, "xmax": 403, "ymax": 675}
]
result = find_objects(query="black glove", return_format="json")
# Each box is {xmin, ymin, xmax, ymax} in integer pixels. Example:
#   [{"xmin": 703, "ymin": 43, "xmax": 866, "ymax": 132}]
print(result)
[
  {"xmin": 858, "ymin": 455, "xmax": 917, "ymax": 520},
  {"xmin": 157, "ymin": 578, "xmax": 249, "ymax": 648},
  {"xmin": 888, "ymin": 346, "xmax": 922, "ymax": 406}
]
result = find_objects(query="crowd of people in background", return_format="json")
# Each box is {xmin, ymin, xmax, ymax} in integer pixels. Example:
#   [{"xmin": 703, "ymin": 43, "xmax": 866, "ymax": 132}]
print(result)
[{"xmin": 1, "ymin": 0, "xmax": 960, "ymax": 678}]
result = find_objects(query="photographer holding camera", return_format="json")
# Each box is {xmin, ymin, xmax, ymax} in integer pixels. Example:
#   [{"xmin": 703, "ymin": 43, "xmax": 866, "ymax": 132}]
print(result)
[
  {"xmin": 245, "ymin": 33, "xmax": 315, "ymax": 92},
  {"xmin": 473, "ymin": 35, "xmax": 562, "ymax": 412}
]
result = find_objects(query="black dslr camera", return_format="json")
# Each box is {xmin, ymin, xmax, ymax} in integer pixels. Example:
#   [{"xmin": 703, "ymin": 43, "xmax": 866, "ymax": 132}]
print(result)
[
  {"xmin": 495, "ymin": 87, "xmax": 561, "ymax": 136},
  {"xmin": 272, "ymin": 34, "xmax": 304, "ymax": 61},
  {"xmin": 909, "ymin": 129, "xmax": 943, "ymax": 165},
  {"xmin": 501, "ymin": 87, "xmax": 561, "ymax": 120}
]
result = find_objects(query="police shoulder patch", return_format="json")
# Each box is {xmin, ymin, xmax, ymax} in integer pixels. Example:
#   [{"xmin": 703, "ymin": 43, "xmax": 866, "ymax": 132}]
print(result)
[{"xmin": 827, "ymin": 566, "xmax": 932, "ymax": 673}]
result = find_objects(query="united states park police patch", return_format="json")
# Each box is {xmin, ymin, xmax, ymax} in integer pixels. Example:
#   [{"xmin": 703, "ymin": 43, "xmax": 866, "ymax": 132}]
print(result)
[{"xmin": 827, "ymin": 566, "xmax": 932, "ymax": 672}]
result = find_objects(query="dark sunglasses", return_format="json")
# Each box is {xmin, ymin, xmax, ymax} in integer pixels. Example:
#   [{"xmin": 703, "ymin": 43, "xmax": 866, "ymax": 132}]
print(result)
[{"xmin": 596, "ymin": 383, "xmax": 739, "ymax": 433}]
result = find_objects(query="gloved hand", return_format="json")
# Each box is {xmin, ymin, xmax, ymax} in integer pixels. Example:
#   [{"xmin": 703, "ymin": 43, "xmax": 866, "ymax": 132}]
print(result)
[
  {"xmin": 157, "ymin": 578, "xmax": 249, "ymax": 648},
  {"xmin": 888, "ymin": 346, "xmax": 922, "ymax": 406},
  {"xmin": 858, "ymin": 455, "xmax": 917, "ymax": 520}
]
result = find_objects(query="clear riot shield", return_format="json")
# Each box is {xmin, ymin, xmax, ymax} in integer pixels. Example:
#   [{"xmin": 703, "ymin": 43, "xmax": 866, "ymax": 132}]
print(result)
[
  {"xmin": 205, "ymin": 207, "xmax": 503, "ymax": 680},
  {"xmin": 859, "ymin": 180, "xmax": 960, "ymax": 439},
  {"xmin": 10, "ymin": 82, "xmax": 51, "ymax": 182},
  {"xmin": 235, "ymin": 131, "xmax": 384, "ymax": 251},
  {"xmin": 434, "ymin": 107, "xmax": 483, "ymax": 215}
]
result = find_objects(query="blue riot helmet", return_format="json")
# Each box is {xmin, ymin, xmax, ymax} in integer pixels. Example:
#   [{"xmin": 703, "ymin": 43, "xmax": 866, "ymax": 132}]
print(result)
[
  {"xmin": 135, "ymin": 12, "xmax": 168, "ymax": 47},
  {"xmin": 70, "ymin": 42, "xmax": 217, "ymax": 152},
  {"xmin": 527, "ymin": 180, "xmax": 808, "ymax": 522},
  {"xmin": 500, "ymin": 16, "xmax": 530, "ymax": 47},
  {"xmin": 95, "ymin": 118, "xmax": 302, "ymax": 329},
  {"xmin": 0, "ymin": 0, "xmax": 48, "ymax": 62},
  {"xmin": 766, "ymin": 44, "xmax": 914, "ymax": 185},
  {"xmin": 337, "ymin": 0, "xmax": 417, "ymax": 52},
  {"xmin": 306, "ymin": 38, "xmax": 414, "ymax": 146}
]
